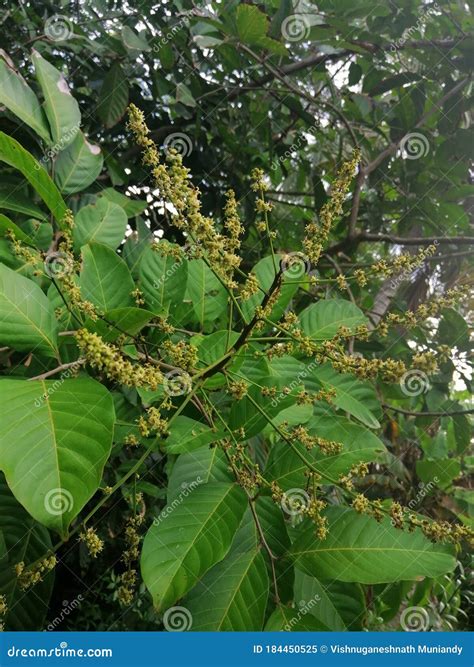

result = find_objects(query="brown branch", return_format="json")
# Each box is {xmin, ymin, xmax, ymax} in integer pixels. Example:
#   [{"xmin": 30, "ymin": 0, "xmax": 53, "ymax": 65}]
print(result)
[{"xmin": 28, "ymin": 359, "xmax": 85, "ymax": 381}]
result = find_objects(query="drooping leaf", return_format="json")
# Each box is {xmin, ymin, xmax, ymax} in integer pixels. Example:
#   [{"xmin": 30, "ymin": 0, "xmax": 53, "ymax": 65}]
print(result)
[
  {"xmin": 54, "ymin": 131, "xmax": 103, "ymax": 194},
  {"xmin": 290, "ymin": 507, "xmax": 456, "ymax": 584},
  {"xmin": 0, "ymin": 263, "xmax": 58, "ymax": 356},
  {"xmin": 183, "ymin": 548, "xmax": 269, "ymax": 630},
  {"xmin": 141, "ymin": 482, "xmax": 247, "ymax": 611},
  {"xmin": 73, "ymin": 197, "xmax": 127, "ymax": 250},
  {"xmin": 0, "ymin": 476, "xmax": 54, "ymax": 630},
  {"xmin": 79, "ymin": 242, "xmax": 134, "ymax": 311},
  {"xmin": 32, "ymin": 50, "xmax": 81, "ymax": 148},
  {"xmin": 0, "ymin": 56, "xmax": 51, "ymax": 144},
  {"xmin": 0, "ymin": 378, "xmax": 115, "ymax": 537}
]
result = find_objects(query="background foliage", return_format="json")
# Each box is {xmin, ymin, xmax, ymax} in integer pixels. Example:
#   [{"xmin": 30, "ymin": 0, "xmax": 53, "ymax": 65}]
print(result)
[{"xmin": 0, "ymin": 0, "xmax": 472, "ymax": 633}]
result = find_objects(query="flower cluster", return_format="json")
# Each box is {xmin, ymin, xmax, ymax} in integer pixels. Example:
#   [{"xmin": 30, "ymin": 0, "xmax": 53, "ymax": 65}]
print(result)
[
  {"xmin": 15, "ymin": 555, "xmax": 57, "ymax": 591},
  {"xmin": 79, "ymin": 527, "xmax": 104, "ymax": 558}
]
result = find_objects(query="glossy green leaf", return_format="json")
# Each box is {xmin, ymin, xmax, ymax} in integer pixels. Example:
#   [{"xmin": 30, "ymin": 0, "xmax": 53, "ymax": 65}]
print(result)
[
  {"xmin": 186, "ymin": 259, "xmax": 228, "ymax": 329},
  {"xmin": 73, "ymin": 198, "xmax": 127, "ymax": 250},
  {"xmin": 299, "ymin": 300, "xmax": 368, "ymax": 341},
  {"xmin": 32, "ymin": 50, "xmax": 81, "ymax": 148},
  {"xmin": 183, "ymin": 548, "xmax": 269, "ymax": 630},
  {"xmin": 141, "ymin": 482, "xmax": 247, "ymax": 611},
  {"xmin": 167, "ymin": 447, "xmax": 232, "ymax": 503},
  {"xmin": 54, "ymin": 131, "xmax": 103, "ymax": 194},
  {"xmin": 0, "ymin": 132, "xmax": 67, "ymax": 224},
  {"xmin": 0, "ymin": 56, "xmax": 51, "ymax": 144},
  {"xmin": 0, "ymin": 476, "xmax": 54, "ymax": 630},
  {"xmin": 290, "ymin": 507, "xmax": 456, "ymax": 584},
  {"xmin": 80, "ymin": 242, "xmax": 134, "ymax": 311},
  {"xmin": 139, "ymin": 243, "xmax": 188, "ymax": 314},
  {"xmin": 0, "ymin": 262, "xmax": 58, "ymax": 356},
  {"xmin": 0, "ymin": 378, "xmax": 115, "ymax": 537},
  {"xmin": 164, "ymin": 416, "xmax": 222, "ymax": 454}
]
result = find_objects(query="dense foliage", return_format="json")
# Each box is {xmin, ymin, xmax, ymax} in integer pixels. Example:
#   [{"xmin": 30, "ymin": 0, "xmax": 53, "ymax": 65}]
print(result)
[{"xmin": 0, "ymin": 0, "xmax": 472, "ymax": 633}]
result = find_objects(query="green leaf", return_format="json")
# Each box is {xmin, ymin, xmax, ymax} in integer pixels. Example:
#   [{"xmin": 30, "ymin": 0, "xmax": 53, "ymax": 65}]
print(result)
[
  {"xmin": 182, "ymin": 548, "xmax": 269, "ymax": 630},
  {"xmin": 0, "ymin": 189, "xmax": 48, "ymax": 221},
  {"xmin": 164, "ymin": 416, "xmax": 222, "ymax": 454},
  {"xmin": 31, "ymin": 51, "xmax": 81, "ymax": 148},
  {"xmin": 293, "ymin": 570, "xmax": 365, "ymax": 630},
  {"xmin": 290, "ymin": 507, "xmax": 456, "ymax": 584},
  {"xmin": 0, "ymin": 476, "xmax": 54, "ymax": 630},
  {"xmin": 89, "ymin": 307, "xmax": 155, "ymax": 342},
  {"xmin": 0, "ymin": 213, "xmax": 34, "ymax": 244},
  {"xmin": 141, "ymin": 482, "xmax": 247, "ymax": 611},
  {"xmin": 0, "ymin": 132, "xmax": 67, "ymax": 224},
  {"xmin": 241, "ymin": 255, "xmax": 299, "ymax": 324},
  {"xmin": 186, "ymin": 259, "xmax": 228, "ymax": 329},
  {"xmin": 73, "ymin": 197, "xmax": 127, "ymax": 250},
  {"xmin": 299, "ymin": 300, "xmax": 368, "ymax": 341},
  {"xmin": 236, "ymin": 5, "xmax": 269, "ymax": 44},
  {"xmin": 139, "ymin": 244, "xmax": 188, "ymax": 314},
  {"xmin": 309, "ymin": 364, "xmax": 381, "ymax": 428},
  {"xmin": 266, "ymin": 415, "xmax": 387, "ymax": 490},
  {"xmin": 54, "ymin": 131, "xmax": 103, "ymax": 194},
  {"xmin": 0, "ymin": 263, "xmax": 58, "ymax": 356},
  {"xmin": 121, "ymin": 26, "xmax": 151, "ymax": 53},
  {"xmin": 167, "ymin": 448, "xmax": 232, "ymax": 503},
  {"xmin": 0, "ymin": 378, "xmax": 115, "ymax": 537},
  {"xmin": 265, "ymin": 605, "xmax": 330, "ymax": 631},
  {"xmin": 79, "ymin": 242, "xmax": 134, "ymax": 311},
  {"xmin": 97, "ymin": 62, "xmax": 129, "ymax": 128},
  {"xmin": 100, "ymin": 189, "xmax": 147, "ymax": 218},
  {"xmin": 0, "ymin": 56, "xmax": 51, "ymax": 144},
  {"xmin": 416, "ymin": 458, "xmax": 461, "ymax": 490}
]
